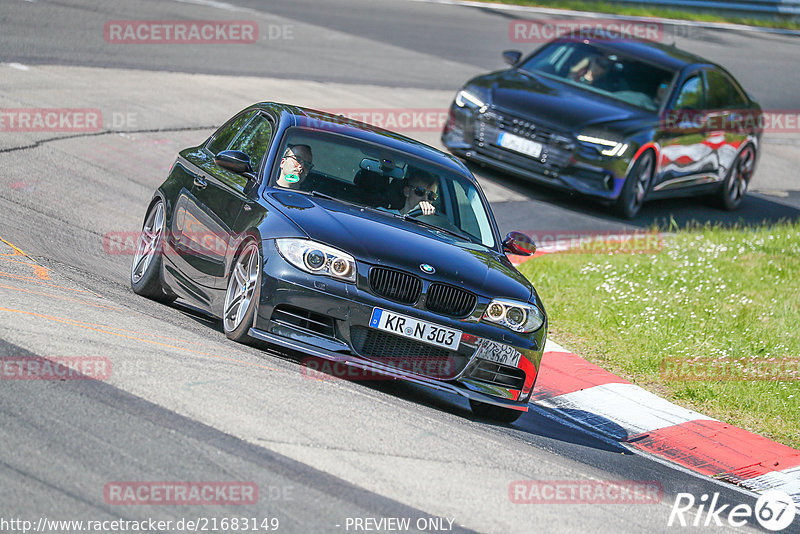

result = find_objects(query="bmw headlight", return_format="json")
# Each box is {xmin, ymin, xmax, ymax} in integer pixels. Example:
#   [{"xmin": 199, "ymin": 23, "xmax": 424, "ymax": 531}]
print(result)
[
  {"xmin": 455, "ymin": 87, "xmax": 488, "ymax": 109},
  {"xmin": 275, "ymin": 239, "xmax": 356, "ymax": 283},
  {"xmin": 576, "ymin": 134, "xmax": 629, "ymax": 157},
  {"xmin": 482, "ymin": 298, "xmax": 544, "ymax": 333}
]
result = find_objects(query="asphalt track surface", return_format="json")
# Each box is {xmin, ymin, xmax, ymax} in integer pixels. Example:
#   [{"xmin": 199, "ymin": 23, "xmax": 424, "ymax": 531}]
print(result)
[{"xmin": 0, "ymin": 0, "xmax": 798, "ymax": 532}]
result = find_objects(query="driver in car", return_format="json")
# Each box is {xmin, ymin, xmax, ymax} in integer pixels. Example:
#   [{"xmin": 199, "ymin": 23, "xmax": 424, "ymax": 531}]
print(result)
[
  {"xmin": 398, "ymin": 167, "xmax": 439, "ymax": 216},
  {"xmin": 276, "ymin": 144, "xmax": 313, "ymax": 189},
  {"xmin": 569, "ymin": 54, "xmax": 611, "ymax": 89}
]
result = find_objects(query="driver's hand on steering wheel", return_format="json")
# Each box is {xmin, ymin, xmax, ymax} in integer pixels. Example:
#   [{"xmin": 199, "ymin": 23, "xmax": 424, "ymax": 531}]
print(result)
[{"xmin": 418, "ymin": 200, "xmax": 436, "ymax": 216}]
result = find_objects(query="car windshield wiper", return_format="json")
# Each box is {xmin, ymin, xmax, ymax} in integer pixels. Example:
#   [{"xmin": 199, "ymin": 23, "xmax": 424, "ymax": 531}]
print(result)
[
  {"xmin": 309, "ymin": 190, "xmax": 335, "ymax": 200},
  {"xmin": 401, "ymin": 214, "xmax": 478, "ymax": 244},
  {"xmin": 309, "ymin": 190, "xmax": 393, "ymax": 216}
]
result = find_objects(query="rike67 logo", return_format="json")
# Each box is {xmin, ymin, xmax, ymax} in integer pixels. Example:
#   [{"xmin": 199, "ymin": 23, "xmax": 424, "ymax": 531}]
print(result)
[{"xmin": 668, "ymin": 490, "xmax": 796, "ymax": 531}]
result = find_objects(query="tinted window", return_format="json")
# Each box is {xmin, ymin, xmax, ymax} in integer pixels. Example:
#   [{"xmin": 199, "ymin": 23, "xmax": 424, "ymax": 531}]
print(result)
[
  {"xmin": 519, "ymin": 41, "xmax": 675, "ymax": 111},
  {"xmin": 207, "ymin": 111, "xmax": 254, "ymax": 155},
  {"xmin": 229, "ymin": 114, "xmax": 274, "ymax": 172},
  {"xmin": 674, "ymin": 76, "xmax": 703, "ymax": 109},
  {"xmin": 274, "ymin": 128, "xmax": 496, "ymax": 249},
  {"xmin": 705, "ymin": 70, "xmax": 747, "ymax": 109}
]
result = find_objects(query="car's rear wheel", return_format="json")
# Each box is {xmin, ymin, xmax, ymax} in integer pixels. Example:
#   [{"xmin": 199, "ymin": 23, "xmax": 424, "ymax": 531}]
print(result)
[
  {"xmin": 718, "ymin": 144, "xmax": 755, "ymax": 211},
  {"xmin": 614, "ymin": 151, "xmax": 654, "ymax": 219},
  {"xmin": 469, "ymin": 400, "xmax": 523, "ymax": 424},
  {"xmin": 130, "ymin": 200, "xmax": 175, "ymax": 303},
  {"xmin": 223, "ymin": 240, "xmax": 261, "ymax": 342}
]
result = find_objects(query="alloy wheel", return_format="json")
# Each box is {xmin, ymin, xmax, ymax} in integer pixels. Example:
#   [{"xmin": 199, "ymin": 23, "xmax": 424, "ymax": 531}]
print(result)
[
  {"xmin": 131, "ymin": 202, "xmax": 164, "ymax": 284},
  {"xmin": 728, "ymin": 145, "xmax": 755, "ymax": 205},
  {"xmin": 223, "ymin": 242, "xmax": 260, "ymax": 332},
  {"xmin": 628, "ymin": 152, "xmax": 654, "ymax": 215}
]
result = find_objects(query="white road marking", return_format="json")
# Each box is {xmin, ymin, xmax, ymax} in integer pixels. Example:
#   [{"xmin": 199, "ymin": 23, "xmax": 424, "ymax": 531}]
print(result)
[
  {"xmin": 742, "ymin": 466, "xmax": 800, "ymax": 503},
  {"xmin": 171, "ymin": 0, "xmax": 248, "ymax": 12},
  {"xmin": 538, "ymin": 382, "xmax": 715, "ymax": 437},
  {"xmin": 543, "ymin": 338, "xmax": 568, "ymax": 353}
]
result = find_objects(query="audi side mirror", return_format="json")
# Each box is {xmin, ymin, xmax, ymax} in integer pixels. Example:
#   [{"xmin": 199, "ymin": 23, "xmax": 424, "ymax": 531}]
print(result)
[
  {"xmin": 215, "ymin": 150, "xmax": 254, "ymax": 175},
  {"xmin": 502, "ymin": 50, "xmax": 522, "ymax": 67}
]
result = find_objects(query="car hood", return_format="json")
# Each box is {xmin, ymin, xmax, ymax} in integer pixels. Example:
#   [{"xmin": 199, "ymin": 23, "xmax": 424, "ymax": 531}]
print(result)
[
  {"xmin": 476, "ymin": 70, "xmax": 652, "ymax": 131},
  {"xmin": 267, "ymin": 192, "xmax": 532, "ymax": 301}
]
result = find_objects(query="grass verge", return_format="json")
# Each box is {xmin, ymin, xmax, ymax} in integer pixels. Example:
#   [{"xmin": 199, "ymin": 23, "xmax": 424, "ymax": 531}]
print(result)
[
  {"xmin": 518, "ymin": 221, "xmax": 800, "ymax": 449},
  {"xmin": 473, "ymin": 0, "xmax": 800, "ymax": 31}
]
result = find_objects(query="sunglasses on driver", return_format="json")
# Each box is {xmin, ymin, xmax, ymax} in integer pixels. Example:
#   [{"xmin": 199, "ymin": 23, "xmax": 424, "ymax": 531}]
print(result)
[{"xmin": 411, "ymin": 186, "xmax": 439, "ymax": 202}]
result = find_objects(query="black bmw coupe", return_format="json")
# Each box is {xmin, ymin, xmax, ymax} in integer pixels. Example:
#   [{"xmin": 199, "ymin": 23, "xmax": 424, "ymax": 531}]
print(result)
[
  {"xmin": 442, "ymin": 36, "xmax": 762, "ymax": 218},
  {"xmin": 131, "ymin": 103, "xmax": 546, "ymax": 423}
]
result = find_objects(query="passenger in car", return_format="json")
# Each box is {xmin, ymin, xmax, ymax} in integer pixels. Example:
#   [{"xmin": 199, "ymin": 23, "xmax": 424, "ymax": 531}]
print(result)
[{"xmin": 276, "ymin": 144, "xmax": 314, "ymax": 189}]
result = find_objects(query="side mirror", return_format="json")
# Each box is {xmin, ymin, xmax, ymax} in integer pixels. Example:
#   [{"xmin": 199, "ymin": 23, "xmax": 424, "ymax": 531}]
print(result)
[
  {"xmin": 503, "ymin": 231, "xmax": 536, "ymax": 256},
  {"xmin": 215, "ymin": 150, "xmax": 254, "ymax": 176},
  {"xmin": 502, "ymin": 50, "xmax": 522, "ymax": 67}
]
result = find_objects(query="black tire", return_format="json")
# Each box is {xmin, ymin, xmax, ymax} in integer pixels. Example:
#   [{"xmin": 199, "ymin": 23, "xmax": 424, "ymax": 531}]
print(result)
[
  {"xmin": 469, "ymin": 400, "xmax": 523, "ymax": 424},
  {"xmin": 614, "ymin": 150, "xmax": 655, "ymax": 219},
  {"xmin": 717, "ymin": 144, "xmax": 756, "ymax": 211},
  {"xmin": 130, "ymin": 200, "xmax": 175, "ymax": 303},
  {"xmin": 222, "ymin": 240, "xmax": 261, "ymax": 343}
]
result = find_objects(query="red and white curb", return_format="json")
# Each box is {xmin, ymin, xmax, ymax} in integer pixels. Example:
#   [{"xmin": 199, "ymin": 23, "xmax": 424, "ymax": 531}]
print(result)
[{"xmin": 532, "ymin": 339, "xmax": 800, "ymax": 504}]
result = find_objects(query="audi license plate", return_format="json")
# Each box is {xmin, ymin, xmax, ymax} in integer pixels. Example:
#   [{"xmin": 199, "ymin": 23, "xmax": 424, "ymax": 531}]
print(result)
[
  {"xmin": 497, "ymin": 131, "xmax": 543, "ymax": 159},
  {"xmin": 369, "ymin": 308, "xmax": 460, "ymax": 351}
]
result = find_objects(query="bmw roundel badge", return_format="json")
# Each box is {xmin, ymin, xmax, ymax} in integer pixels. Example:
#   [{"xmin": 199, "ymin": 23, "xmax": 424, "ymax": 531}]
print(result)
[{"xmin": 420, "ymin": 263, "xmax": 435, "ymax": 274}]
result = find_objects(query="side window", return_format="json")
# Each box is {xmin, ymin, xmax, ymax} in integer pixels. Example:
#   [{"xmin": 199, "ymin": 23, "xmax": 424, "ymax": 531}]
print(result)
[
  {"xmin": 674, "ymin": 76, "xmax": 703, "ymax": 110},
  {"xmin": 228, "ymin": 114, "xmax": 274, "ymax": 173},
  {"xmin": 705, "ymin": 70, "xmax": 747, "ymax": 109},
  {"xmin": 452, "ymin": 180, "xmax": 494, "ymax": 247},
  {"xmin": 207, "ymin": 111, "xmax": 254, "ymax": 155}
]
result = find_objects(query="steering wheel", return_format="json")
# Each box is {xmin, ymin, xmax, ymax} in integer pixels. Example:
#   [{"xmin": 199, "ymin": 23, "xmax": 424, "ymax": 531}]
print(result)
[{"xmin": 405, "ymin": 206, "xmax": 424, "ymax": 217}]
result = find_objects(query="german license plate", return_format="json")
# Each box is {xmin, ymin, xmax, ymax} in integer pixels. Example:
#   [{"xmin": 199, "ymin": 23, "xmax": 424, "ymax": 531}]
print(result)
[
  {"xmin": 369, "ymin": 308, "xmax": 461, "ymax": 351},
  {"xmin": 474, "ymin": 339, "xmax": 522, "ymax": 367},
  {"xmin": 497, "ymin": 131, "xmax": 543, "ymax": 159}
]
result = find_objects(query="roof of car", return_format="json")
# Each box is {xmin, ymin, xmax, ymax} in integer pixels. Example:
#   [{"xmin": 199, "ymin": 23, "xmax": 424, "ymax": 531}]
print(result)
[
  {"xmin": 559, "ymin": 36, "xmax": 712, "ymax": 71},
  {"xmin": 252, "ymin": 102, "xmax": 474, "ymax": 181}
]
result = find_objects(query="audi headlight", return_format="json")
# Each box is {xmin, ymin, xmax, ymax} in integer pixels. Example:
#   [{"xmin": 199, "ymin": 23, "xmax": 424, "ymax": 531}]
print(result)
[
  {"xmin": 576, "ymin": 134, "xmax": 629, "ymax": 157},
  {"xmin": 455, "ymin": 88, "xmax": 487, "ymax": 109},
  {"xmin": 482, "ymin": 298, "xmax": 544, "ymax": 333},
  {"xmin": 275, "ymin": 239, "xmax": 356, "ymax": 283}
]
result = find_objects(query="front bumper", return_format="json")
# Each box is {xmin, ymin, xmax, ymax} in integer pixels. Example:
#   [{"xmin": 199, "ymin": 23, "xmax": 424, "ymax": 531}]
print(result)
[
  {"xmin": 442, "ymin": 103, "xmax": 631, "ymax": 201},
  {"xmin": 253, "ymin": 240, "xmax": 545, "ymax": 411}
]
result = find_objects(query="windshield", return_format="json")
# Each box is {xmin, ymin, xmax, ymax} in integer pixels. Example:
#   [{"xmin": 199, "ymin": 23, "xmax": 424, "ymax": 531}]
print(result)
[
  {"xmin": 270, "ymin": 128, "xmax": 497, "ymax": 248},
  {"xmin": 519, "ymin": 41, "xmax": 676, "ymax": 111}
]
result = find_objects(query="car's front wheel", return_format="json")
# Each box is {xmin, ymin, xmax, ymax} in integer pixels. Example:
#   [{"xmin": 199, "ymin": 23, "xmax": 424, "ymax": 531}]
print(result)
[
  {"xmin": 614, "ymin": 151, "xmax": 654, "ymax": 219},
  {"xmin": 718, "ymin": 144, "xmax": 756, "ymax": 211},
  {"xmin": 130, "ymin": 199, "xmax": 175, "ymax": 303},
  {"xmin": 469, "ymin": 400, "xmax": 523, "ymax": 424},
  {"xmin": 223, "ymin": 240, "xmax": 261, "ymax": 342}
]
